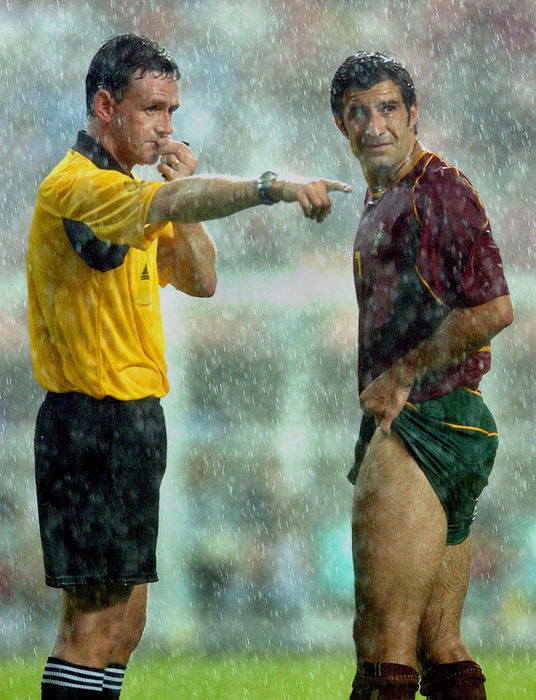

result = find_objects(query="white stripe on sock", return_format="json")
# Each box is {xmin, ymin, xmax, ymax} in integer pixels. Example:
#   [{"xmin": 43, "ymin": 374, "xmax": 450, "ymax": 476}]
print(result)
[
  {"xmin": 44, "ymin": 662, "xmax": 104, "ymax": 679},
  {"xmin": 103, "ymin": 666, "xmax": 126, "ymax": 690},
  {"xmin": 42, "ymin": 662, "xmax": 104, "ymax": 691},
  {"xmin": 41, "ymin": 678, "xmax": 102, "ymax": 691}
]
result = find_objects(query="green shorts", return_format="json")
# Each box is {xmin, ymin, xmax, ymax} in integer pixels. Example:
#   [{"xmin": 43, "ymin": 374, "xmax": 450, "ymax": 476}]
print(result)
[{"xmin": 348, "ymin": 388, "xmax": 499, "ymax": 545}]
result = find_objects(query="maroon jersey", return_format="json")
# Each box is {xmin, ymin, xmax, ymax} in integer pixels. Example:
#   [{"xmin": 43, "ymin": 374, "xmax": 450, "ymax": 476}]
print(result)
[{"xmin": 353, "ymin": 151, "xmax": 509, "ymax": 402}]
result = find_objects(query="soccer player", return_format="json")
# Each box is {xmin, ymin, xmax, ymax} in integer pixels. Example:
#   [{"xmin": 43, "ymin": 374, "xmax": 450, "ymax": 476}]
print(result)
[
  {"xmin": 27, "ymin": 34, "xmax": 351, "ymax": 700},
  {"xmin": 330, "ymin": 52, "xmax": 513, "ymax": 699}
]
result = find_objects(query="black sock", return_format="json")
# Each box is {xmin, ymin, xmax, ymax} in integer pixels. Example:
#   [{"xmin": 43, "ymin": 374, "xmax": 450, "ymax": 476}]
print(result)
[
  {"xmin": 102, "ymin": 663, "xmax": 127, "ymax": 698},
  {"xmin": 41, "ymin": 657, "xmax": 103, "ymax": 698}
]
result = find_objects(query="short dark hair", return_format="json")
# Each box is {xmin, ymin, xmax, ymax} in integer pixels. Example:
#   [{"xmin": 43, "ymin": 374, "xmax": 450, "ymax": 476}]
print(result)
[
  {"xmin": 86, "ymin": 34, "xmax": 181, "ymax": 116},
  {"xmin": 330, "ymin": 51, "xmax": 416, "ymax": 121}
]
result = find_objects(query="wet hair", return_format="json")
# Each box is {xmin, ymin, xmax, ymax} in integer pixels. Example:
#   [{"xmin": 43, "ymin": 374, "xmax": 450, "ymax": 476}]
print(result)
[
  {"xmin": 330, "ymin": 51, "xmax": 416, "ymax": 121},
  {"xmin": 86, "ymin": 34, "xmax": 181, "ymax": 116}
]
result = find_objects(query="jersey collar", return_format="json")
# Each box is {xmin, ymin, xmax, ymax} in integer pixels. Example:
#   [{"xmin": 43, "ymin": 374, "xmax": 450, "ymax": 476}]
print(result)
[{"xmin": 72, "ymin": 130, "xmax": 132, "ymax": 177}]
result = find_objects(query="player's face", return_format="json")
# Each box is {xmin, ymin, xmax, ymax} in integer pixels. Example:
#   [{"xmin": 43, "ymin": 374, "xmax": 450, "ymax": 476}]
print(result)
[
  {"xmin": 109, "ymin": 71, "xmax": 180, "ymax": 171},
  {"xmin": 335, "ymin": 80, "xmax": 418, "ymax": 186}
]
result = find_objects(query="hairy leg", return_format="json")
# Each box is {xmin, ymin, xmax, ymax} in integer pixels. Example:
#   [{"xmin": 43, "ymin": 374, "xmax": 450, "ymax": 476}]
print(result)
[
  {"xmin": 418, "ymin": 537, "xmax": 473, "ymax": 669},
  {"xmin": 352, "ymin": 429, "xmax": 447, "ymax": 668},
  {"xmin": 52, "ymin": 583, "xmax": 133, "ymax": 668}
]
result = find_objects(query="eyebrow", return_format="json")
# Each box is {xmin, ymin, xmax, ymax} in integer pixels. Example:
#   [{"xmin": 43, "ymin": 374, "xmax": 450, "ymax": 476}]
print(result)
[
  {"xmin": 346, "ymin": 98, "xmax": 400, "ymax": 114},
  {"xmin": 379, "ymin": 99, "xmax": 401, "ymax": 109},
  {"xmin": 145, "ymin": 99, "xmax": 180, "ymax": 111}
]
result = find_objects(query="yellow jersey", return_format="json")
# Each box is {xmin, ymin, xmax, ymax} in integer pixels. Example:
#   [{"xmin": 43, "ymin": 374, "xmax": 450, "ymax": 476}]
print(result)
[{"xmin": 27, "ymin": 131, "xmax": 175, "ymax": 400}]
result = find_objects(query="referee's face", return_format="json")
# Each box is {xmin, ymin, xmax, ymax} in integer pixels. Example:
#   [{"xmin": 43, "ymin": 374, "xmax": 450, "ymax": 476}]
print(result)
[
  {"xmin": 108, "ymin": 70, "xmax": 180, "ymax": 171},
  {"xmin": 335, "ymin": 80, "xmax": 418, "ymax": 188}
]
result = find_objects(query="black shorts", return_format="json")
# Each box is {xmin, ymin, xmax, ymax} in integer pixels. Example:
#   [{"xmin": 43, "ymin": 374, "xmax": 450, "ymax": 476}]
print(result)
[{"xmin": 34, "ymin": 392, "xmax": 167, "ymax": 588}]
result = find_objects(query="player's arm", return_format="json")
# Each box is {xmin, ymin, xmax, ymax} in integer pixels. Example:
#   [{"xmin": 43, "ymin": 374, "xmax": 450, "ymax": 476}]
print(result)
[{"xmin": 360, "ymin": 294, "xmax": 513, "ymax": 433}]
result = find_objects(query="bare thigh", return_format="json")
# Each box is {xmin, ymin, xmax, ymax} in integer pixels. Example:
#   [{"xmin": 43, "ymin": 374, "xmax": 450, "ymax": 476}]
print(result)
[{"xmin": 352, "ymin": 428, "xmax": 447, "ymax": 667}]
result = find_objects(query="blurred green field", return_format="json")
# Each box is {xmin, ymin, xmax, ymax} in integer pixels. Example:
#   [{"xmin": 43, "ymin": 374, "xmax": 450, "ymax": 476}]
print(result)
[{"xmin": 1, "ymin": 651, "xmax": 535, "ymax": 699}]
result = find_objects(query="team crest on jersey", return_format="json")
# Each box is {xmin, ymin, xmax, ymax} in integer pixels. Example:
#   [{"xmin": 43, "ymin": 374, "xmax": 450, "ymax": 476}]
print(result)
[
  {"xmin": 372, "ymin": 223, "xmax": 387, "ymax": 256},
  {"xmin": 140, "ymin": 264, "xmax": 150, "ymax": 280}
]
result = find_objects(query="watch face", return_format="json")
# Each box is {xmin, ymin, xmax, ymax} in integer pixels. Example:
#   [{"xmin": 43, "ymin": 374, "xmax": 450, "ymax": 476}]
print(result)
[{"xmin": 258, "ymin": 171, "xmax": 278, "ymax": 204}]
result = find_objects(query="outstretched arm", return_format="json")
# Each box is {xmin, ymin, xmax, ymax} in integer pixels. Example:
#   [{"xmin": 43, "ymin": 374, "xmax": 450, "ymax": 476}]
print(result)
[
  {"xmin": 360, "ymin": 294, "xmax": 513, "ymax": 433},
  {"xmin": 151, "ymin": 139, "xmax": 350, "ymax": 293},
  {"xmin": 148, "ymin": 173, "xmax": 352, "ymax": 225}
]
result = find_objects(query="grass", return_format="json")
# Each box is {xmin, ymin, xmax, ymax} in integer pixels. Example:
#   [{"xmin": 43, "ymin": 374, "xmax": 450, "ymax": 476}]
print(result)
[{"xmin": 1, "ymin": 650, "xmax": 535, "ymax": 699}]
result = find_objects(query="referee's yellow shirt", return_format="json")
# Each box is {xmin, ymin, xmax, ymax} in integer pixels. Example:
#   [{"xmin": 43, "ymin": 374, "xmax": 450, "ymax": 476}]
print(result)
[{"xmin": 27, "ymin": 132, "xmax": 175, "ymax": 400}]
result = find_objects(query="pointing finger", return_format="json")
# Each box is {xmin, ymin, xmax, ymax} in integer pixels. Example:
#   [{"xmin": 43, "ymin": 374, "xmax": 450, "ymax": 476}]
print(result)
[{"xmin": 324, "ymin": 180, "xmax": 352, "ymax": 193}]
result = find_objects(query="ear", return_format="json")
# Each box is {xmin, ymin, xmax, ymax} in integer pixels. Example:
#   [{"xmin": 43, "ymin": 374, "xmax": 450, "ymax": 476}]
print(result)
[
  {"xmin": 334, "ymin": 115, "xmax": 349, "ymax": 139},
  {"xmin": 92, "ymin": 89, "xmax": 116, "ymax": 124},
  {"xmin": 408, "ymin": 102, "xmax": 418, "ymax": 133}
]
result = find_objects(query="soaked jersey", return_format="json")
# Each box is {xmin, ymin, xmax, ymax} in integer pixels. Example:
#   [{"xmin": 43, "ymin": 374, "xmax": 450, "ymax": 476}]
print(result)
[
  {"xmin": 27, "ymin": 131, "xmax": 176, "ymax": 400},
  {"xmin": 353, "ymin": 150, "xmax": 509, "ymax": 402}
]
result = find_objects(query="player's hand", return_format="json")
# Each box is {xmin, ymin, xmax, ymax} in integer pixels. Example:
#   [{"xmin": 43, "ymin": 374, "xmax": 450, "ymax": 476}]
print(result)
[
  {"xmin": 157, "ymin": 139, "xmax": 198, "ymax": 180},
  {"xmin": 272, "ymin": 177, "xmax": 352, "ymax": 223},
  {"xmin": 359, "ymin": 364, "xmax": 415, "ymax": 434}
]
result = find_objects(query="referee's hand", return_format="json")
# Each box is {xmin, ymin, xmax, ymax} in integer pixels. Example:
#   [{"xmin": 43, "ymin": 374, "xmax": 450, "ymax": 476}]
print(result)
[{"xmin": 270, "ymin": 177, "xmax": 352, "ymax": 223}]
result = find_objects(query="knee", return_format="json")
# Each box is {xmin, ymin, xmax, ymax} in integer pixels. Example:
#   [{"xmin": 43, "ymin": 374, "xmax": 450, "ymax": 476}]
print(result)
[
  {"xmin": 57, "ymin": 584, "xmax": 133, "ymax": 663},
  {"xmin": 56, "ymin": 614, "xmax": 126, "ymax": 667}
]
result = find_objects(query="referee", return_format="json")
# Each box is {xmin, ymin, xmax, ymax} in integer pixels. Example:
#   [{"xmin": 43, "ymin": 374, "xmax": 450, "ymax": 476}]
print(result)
[{"xmin": 27, "ymin": 34, "xmax": 351, "ymax": 700}]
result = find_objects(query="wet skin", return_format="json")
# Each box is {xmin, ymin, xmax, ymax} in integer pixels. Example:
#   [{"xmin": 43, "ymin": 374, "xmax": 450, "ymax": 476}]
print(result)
[
  {"xmin": 334, "ymin": 79, "xmax": 419, "ymax": 189},
  {"xmin": 99, "ymin": 70, "xmax": 181, "ymax": 172}
]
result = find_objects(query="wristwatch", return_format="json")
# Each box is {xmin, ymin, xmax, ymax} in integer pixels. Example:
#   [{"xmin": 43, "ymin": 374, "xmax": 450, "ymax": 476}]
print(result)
[{"xmin": 257, "ymin": 170, "xmax": 278, "ymax": 205}]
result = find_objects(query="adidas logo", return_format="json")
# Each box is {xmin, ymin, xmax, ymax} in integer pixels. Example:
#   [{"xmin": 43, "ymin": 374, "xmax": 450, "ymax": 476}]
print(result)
[{"xmin": 140, "ymin": 264, "xmax": 150, "ymax": 281}]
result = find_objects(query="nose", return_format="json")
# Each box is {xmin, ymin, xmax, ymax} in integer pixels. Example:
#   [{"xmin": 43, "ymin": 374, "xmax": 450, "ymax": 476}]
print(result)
[
  {"xmin": 365, "ymin": 110, "xmax": 385, "ymax": 137},
  {"xmin": 157, "ymin": 112, "xmax": 173, "ymax": 137}
]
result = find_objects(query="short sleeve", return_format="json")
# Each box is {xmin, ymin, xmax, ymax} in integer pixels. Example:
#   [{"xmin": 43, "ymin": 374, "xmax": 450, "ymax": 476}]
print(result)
[
  {"xmin": 55, "ymin": 165, "xmax": 166, "ymax": 250},
  {"xmin": 416, "ymin": 167, "xmax": 509, "ymax": 308},
  {"xmin": 460, "ymin": 231, "xmax": 509, "ymax": 305}
]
